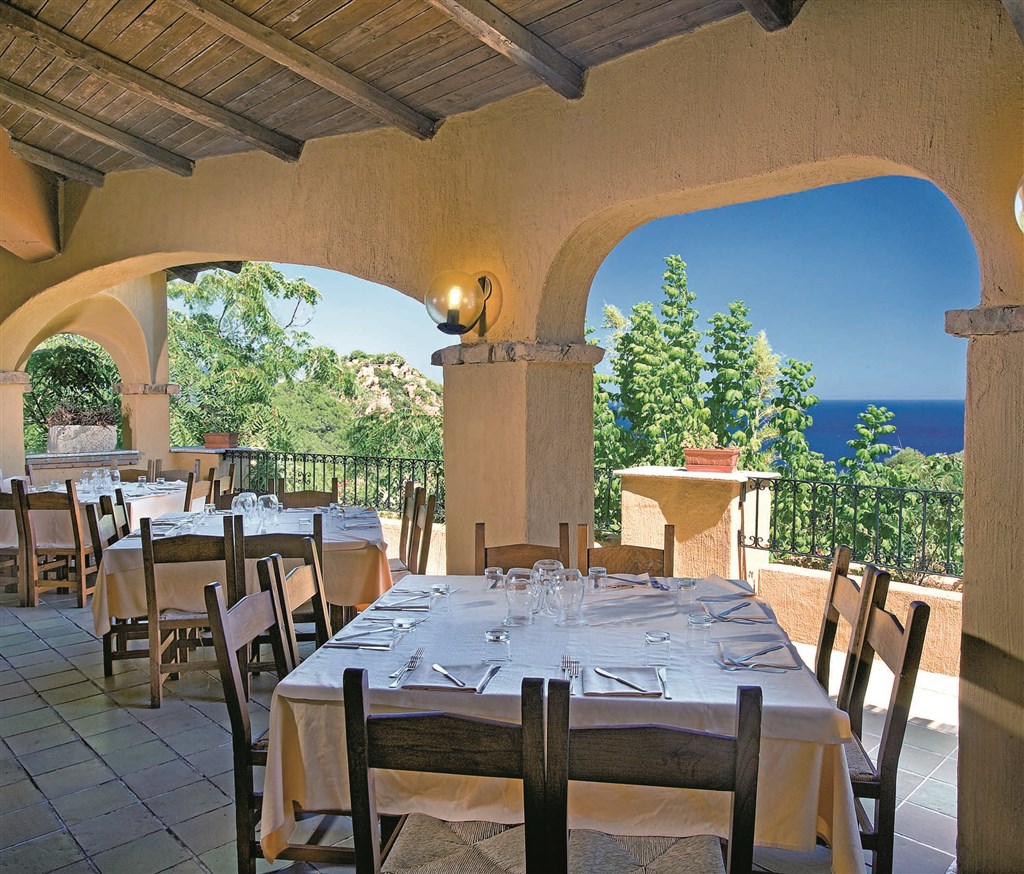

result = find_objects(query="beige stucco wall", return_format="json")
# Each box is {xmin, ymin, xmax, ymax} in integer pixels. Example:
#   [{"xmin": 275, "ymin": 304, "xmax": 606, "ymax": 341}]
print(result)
[{"xmin": 758, "ymin": 563, "xmax": 962, "ymax": 677}]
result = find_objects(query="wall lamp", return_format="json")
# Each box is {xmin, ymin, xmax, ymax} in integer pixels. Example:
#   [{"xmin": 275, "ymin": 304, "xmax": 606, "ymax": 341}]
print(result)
[{"xmin": 425, "ymin": 270, "xmax": 499, "ymax": 335}]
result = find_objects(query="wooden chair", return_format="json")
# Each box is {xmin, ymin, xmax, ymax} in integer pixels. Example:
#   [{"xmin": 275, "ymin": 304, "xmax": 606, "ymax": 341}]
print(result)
[
  {"xmin": 142, "ymin": 514, "xmax": 243, "ymax": 707},
  {"xmin": 186, "ymin": 472, "xmax": 217, "ymax": 511},
  {"xmin": 116, "ymin": 468, "xmax": 151, "ymax": 483},
  {"xmin": 151, "ymin": 458, "xmax": 201, "ymax": 481},
  {"xmin": 276, "ymin": 477, "xmax": 340, "ymax": 509},
  {"xmin": 407, "ymin": 491, "xmax": 436, "ymax": 575},
  {"xmin": 815, "ymin": 546, "xmax": 887, "ymax": 715},
  {"xmin": 546, "ymin": 680, "xmax": 762, "ymax": 874},
  {"xmin": 13, "ymin": 479, "xmax": 96, "ymax": 607},
  {"xmin": 474, "ymin": 521, "xmax": 571, "ymax": 575},
  {"xmin": 344, "ymin": 668, "xmax": 546, "ymax": 874},
  {"xmin": 0, "ymin": 492, "xmax": 22, "ymax": 594},
  {"xmin": 843, "ymin": 581, "xmax": 930, "ymax": 874},
  {"xmin": 576, "ymin": 523, "xmax": 675, "ymax": 576},
  {"xmin": 205, "ymin": 580, "xmax": 353, "ymax": 874},
  {"xmin": 256, "ymin": 549, "xmax": 332, "ymax": 667},
  {"xmin": 207, "ymin": 462, "xmax": 236, "ymax": 497},
  {"xmin": 101, "ymin": 489, "xmax": 131, "ymax": 539},
  {"xmin": 388, "ymin": 481, "xmax": 421, "ymax": 581}
]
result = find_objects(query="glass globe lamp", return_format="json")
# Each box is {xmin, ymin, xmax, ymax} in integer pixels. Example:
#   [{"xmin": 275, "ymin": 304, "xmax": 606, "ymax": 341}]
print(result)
[{"xmin": 425, "ymin": 270, "xmax": 492, "ymax": 335}]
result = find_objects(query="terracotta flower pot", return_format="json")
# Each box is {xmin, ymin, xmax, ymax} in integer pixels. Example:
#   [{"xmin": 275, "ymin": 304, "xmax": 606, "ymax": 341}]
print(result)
[
  {"xmin": 684, "ymin": 447, "xmax": 740, "ymax": 473},
  {"xmin": 203, "ymin": 431, "xmax": 238, "ymax": 449}
]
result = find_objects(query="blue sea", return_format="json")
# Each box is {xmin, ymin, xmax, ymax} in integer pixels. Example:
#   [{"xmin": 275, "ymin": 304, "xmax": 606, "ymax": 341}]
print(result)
[{"xmin": 806, "ymin": 400, "xmax": 965, "ymax": 462}]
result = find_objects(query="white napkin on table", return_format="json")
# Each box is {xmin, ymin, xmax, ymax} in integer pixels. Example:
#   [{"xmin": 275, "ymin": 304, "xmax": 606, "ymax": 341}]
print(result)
[
  {"xmin": 719, "ymin": 641, "xmax": 801, "ymax": 669},
  {"xmin": 402, "ymin": 662, "xmax": 493, "ymax": 692},
  {"xmin": 604, "ymin": 572, "xmax": 651, "ymax": 586},
  {"xmin": 581, "ymin": 666, "xmax": 662, "ymax": 697}
]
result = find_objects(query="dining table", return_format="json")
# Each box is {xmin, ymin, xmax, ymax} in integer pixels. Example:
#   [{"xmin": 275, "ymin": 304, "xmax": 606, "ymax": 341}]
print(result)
[
  {"xmin": 91, "ymin": 506, "xmax": 393, "ymax": 637},
  {"xmin": 260, "ymin": 572, "xmax": 867, "ymax": 874}
]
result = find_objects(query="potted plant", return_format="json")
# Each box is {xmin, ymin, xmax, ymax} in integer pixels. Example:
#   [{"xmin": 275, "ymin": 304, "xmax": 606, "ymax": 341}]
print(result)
[
  {"xmin": 46, "ymin": 403, "xmax": 119, "ymax": 453},
  {"xmin": 199, "ymin": 403, "xmax": 241, "ymax": 450},
  {"xmin": 683, "ymin": 433, "xmax": 741, "ymax": 473}
]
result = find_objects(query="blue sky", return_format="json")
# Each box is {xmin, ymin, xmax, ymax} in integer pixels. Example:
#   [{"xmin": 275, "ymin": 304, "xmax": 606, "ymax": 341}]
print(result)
[{"xmin": 275, "ymin": 175, "xmax": 978, "ymax": 400}]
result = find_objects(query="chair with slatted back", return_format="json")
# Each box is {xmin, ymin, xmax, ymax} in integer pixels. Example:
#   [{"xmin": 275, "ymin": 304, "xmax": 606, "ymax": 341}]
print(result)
[
  {"xmin": 546, "ymin": 679, "xmax": 762, "ymax": 874},
  {"xmin": 154, "ymin": 459, "xmax": 201, "ymax": 482},
  {"xmin": 142, "ymin": 514, "xmax": 243, "ymax": 707},
  {"xmin": 388, "ymin": 481, "xmax": 420, "ymax": 582},
  {"xmin": 276, "ymin": 478, "xmax": 340, "ymax": 509},
  {"xmin": 102, "ymin": 490, "xmax": 131, "ymax": 539},
  {"xmin": 243, "ymin": 516, "xmax": 329, "ymax": 664},
  {"xmin": 576, "ymin": 523, "xmax": 675, "ymax": 576},
  {"xmin": 205, "ymin": 579, "xmax": 353, "ymax": 874},
  {"xmin": 474, "ymin": 522, "xmax": 571, "ymax": 575},
  {"xmin": 407, "ymin": 492, "xmax": 436, "ymax": 575},
  {"xmin": 344, "ymin": 667, "xmax": 546, "ymax": 874},
  {"xmin": 186, "ymin": 472, "xmax": 217, "ymax": 512},
  {"xmin": 841, "ymin": 577, "xmax": 930, "ymax": 874},
  {"xmin": 13, "ymin": 479, "xmax": 96, "ymax": 607},
  {"xmin": 815, "ymin": 546, "xmax": 887, "ymax": 715},
  {"xmin": 256, "ymin": 548, "xmax": 332, "ymax": 667},
  {"xmin": 116, "ymin": 468, "xmax": 151, "ymax": 483},
  {"xmin": 0, "ymin": 492, "xmax": 22, "ymax": 595},
  {"xmin": 207, "ymin": 462, "xmax": 236, "ymax": 498}
]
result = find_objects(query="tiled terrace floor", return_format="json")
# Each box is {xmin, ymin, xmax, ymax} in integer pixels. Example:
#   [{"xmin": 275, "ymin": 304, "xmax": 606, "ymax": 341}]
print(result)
[{"xmin": 0, "ymin": 592, "xmax": 957, "ymax": 874}]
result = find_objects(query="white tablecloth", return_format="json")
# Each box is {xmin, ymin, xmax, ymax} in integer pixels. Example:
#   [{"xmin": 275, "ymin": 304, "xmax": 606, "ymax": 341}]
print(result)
[
  {"xmin": 91, "ymin": 508, "xmax": 393, "ymax": 635},
  {"xmin": 261, "ymin": 575, "xmax": 865, "ymax": 873},
  {"xmin": 0, "ymin": 482, "xmax": 195, "ymax": 550}
]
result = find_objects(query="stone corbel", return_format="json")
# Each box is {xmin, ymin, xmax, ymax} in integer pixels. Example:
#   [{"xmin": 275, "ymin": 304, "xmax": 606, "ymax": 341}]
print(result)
[
  {"xmin": 432, "ymin": 341, "xmax": 605, "ymax": 367},
  {"xmin": 114, "ymin": 383, "xmax": 181, "ymax": 395},
  {"xmin": 945, "ymin": 305, "xmax": 1023, "ymax": 337}
]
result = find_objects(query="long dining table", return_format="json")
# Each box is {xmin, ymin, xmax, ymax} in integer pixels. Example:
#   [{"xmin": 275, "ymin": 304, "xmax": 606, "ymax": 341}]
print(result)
[
  {"xmin": 91, "ymin": 507, "xmax": 393, "ymax": 637},
  {"xmin": 260, "ymin": 573, "xmax": 866, "ymax": 873}
]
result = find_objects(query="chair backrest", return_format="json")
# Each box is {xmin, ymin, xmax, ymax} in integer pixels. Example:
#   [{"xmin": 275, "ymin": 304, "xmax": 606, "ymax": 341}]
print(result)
[
  {"xmin": 815, "ymin": 547, "xmax": 889, "ymax": 715},
  {"xmin": 474, "ymin": 522, "xmax": 571, "ymax": 575},
  {"xmin": 408, "ymin": 492, "xmax": 435, "ymax": 575},
  {"xmin": 14, "ymin": 479, "xmax": 87, "ymax": 554},
  {"xmin": 396, "ymin": 481, "xmax": 418, "ymax": 568},
  {"xmin": 256, "ymin": 548, "xmax": 332, "ymax": 666},
  {"xmin": 204, "ymin": 581, "xmax": 293, "ymax": 757},
  {"xmin": 241, "ymin": 513, "xmax": 324, "ymax": 565},
  {"xmin": 276, "ymin": 477, "xmax": 340, "ymax": 509},
  {"xmin": 343, "ymin": 668, "xmax": 546, "ymax": 874},
  {"xmin": 86, "ymin": 500, "xmax": 122, "ymax": 567},
  {"xmin": 207, "ymin": 462, "xmax": 236, "ymax": 496},
  {"xmin": 577, "ymin": 523, "xmax": 675, "ymax": 576},
  {"xmin": 0, "ymin": 490, "xmax": 20, "ymax": 555},
  {"xmin": 187, "ymin": 473, "xmax": 216, "ymax": 511},
  {"xmin": 141, "ymin": 514, "xmax": 243, "ymax": 609},
  {"xmin": 546, "ymin": 680, "xmax": 762, "ymax": 874},
  {"xmin": 117, "ymin": 468, "xmax": 150, "ymax": 483},
  {"xmin": 155, "ymin": 459, "xmax": 201, "ymax": 481},
  {"xmin": 101, "ymin": 489, "xmax": 131, "ymax": 539}
]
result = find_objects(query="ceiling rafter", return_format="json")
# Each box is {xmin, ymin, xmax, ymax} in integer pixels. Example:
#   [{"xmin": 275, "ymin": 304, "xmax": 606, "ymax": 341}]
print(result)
[
  {"xmin": 0, "ymin": 78, "xmax": 194, "ymax": 176},
  {"xmin": 169, "ymin": 0, "xmax": 440, "ymax": 140},
  {"xmin": 739, "ymin": 0, "xmax": 800, "ymax": 32},
  {"xmin": 7, "ymin": 137, "xmax": 104, "ymax": 187},
  {"xmin": 425, "ymin": 0, "xmax": 585, "ymax": 100},
  {"xmin": 0, "ymin": 1, "xmax": 303, "ymax": 162}
]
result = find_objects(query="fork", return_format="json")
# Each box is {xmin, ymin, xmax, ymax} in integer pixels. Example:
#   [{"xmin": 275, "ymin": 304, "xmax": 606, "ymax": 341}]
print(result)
[
  {"xmin": 568, "ymin": 659, "xmax": 580, "ymax": 694},
  {"xmin": 389, "ymin": 646, "xmax": 424, "ymax": 681}
]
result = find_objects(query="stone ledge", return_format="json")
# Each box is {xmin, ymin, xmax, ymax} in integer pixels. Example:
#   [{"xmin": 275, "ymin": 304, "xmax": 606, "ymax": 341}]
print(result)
[
  {"xmin": 0, "ymin": 370, "xmax": 31, "ymax": 386},
  {"xmin": 27, "ymin": 449, "xmax": 140, "ymax": 468},
  {"xmin": 114, "ymin": 382, "xmax": 181, "ymax": 395},
  {"xmin": 431, "ymin": 341, "xmax": 605, "ymax": 367},
  {"xmin": 945, "ymin": 305, "xmax": 1023, "ymax": 337}
]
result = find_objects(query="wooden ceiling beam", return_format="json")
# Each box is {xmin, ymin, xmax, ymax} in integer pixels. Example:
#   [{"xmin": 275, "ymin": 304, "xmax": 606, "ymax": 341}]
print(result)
[
  {"xmin": 170, "ymin": 0, "xmax": 439, "ymax": 140},
  {"xmin": 739, "ymin": 0, "xmax": 799, "ymax": 32},
  {"xmin": 426, "ymin": 0, "xmax": 584, "ymax": 99},
  {"xmin": 0, "ymin": 1, "xmax": 302, "ymax": 162},
  {"xmin": 0, "ymin": 79, "xmax": 193, "ymax": 176},
  {"xmin": 7, "ymin": 137, "xmax": 104, "ymax": 187}
]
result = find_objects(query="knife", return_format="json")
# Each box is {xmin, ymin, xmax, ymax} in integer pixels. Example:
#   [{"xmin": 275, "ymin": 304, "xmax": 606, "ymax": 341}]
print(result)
[
  {"xmin": 327, "ymin": 626, "xmax": 396, "ymax": 643},
  {"xmin": 431, "ymin": 663, "xmax": 466, "ymax": 687},
  {"xmin": 731, "ymin": 643, "xmax": 785, "ymax": 663},
  {"xmin": 594, "ymin": 667, "xmax": 651, "ymax": 693},
  {"xmin": 323, "ymin": 642, "xmax": 393, "ymax": 650},
  {"xmin": 657, "ymin": 667, "xmax": 671, "ymax": 700},
  {"xmin": 476, "ymin": 664, "xmax": 501, "ymax": 693}
]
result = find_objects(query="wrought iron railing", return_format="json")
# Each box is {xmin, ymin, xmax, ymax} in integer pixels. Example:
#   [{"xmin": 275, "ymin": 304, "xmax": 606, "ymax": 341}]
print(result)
[
  {"xmin": 224, "ymin": 450, "xmax": 446, "ymax": 521},
  {"xmin": 741, "ymin": 476, "xmax": 963, "ymax": 578}
]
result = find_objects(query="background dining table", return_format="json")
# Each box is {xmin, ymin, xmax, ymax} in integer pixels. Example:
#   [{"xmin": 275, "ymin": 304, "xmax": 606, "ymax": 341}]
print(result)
[
  {"xmin": 260, "ymin": 573, "xmax": 867, "ymax": 874},
  {"xmin": 91, "ymin": 506, "xmax": 393, "ymax": 636}
]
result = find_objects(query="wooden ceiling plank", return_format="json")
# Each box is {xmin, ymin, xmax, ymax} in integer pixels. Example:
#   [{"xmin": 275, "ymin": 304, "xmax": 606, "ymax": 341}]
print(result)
[
  {"xmin": 426, "ymin": 0, "xmax": 583, "ymax": 98},
  {"xmin": 0, "ymin": 2, "xmax": 303, "ymax": 160},
  {"xmin": 170, "ymin": 0, "xmax": 439, "ymax": 138},
  {"xmin": 34, "ymin": 0, "xmax": 90, "ymax": 31},
  {"xmin": 0, "ymin": 77, "xmax": 193, "ymax": 174},
  {"xmin": 8, "ymin": 135, "xmax": 104, "ymax": 185},
  {"xmin": 738, "ymin": 0, "xmax": 796, "ymax": 31},
  {"xmin": 561, "ymin": 0, "xmax": 724, "ymax": 57}
]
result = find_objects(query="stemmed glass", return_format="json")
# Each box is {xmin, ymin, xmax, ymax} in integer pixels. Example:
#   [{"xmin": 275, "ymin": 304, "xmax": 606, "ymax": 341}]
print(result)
[{"xmin": 533, "ymin": 558, "xmax": 564, "ymax": 616}]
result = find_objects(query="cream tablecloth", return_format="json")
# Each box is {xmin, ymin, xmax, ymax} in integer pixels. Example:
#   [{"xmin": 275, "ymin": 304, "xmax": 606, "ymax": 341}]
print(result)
[
  {"xmin": 92, "ymin": 507, "xmax": 392, "ymax": 635},
  {"xmin": 260, "ymin": 574, "xmax": 865, "ymax": 873}
]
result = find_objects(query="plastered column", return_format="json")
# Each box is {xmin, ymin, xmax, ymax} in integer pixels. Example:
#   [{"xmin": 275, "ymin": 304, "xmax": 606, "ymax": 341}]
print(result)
[
  {"xmin": 436, "ymin": 342, "xmax": 603, "ymax": 574},
  {"xmin": 0, "ymin": 370, "xmax": 30, "ymax": 477},
  {"xmin": 116, "ymin": 383, "xmax": 178, "ymax": 473},
  {"xmin": 947, "ymin": 306, "xmax": 1024, "ymax": 872}
]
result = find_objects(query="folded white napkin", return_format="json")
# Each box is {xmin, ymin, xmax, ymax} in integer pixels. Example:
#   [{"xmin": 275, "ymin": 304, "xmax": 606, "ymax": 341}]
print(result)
[
  {"xmin": 581, "ymin": 666, "xmax": 662, "ymax": 697},
  {"xmin": 402, "ymin": 662, "xmax": 493, "ymax": 692},
  {"xmin": 604, "ymin": 572, "xmax": 651, "ymax": 586},
  {"xmin": 706, "ymin": 573, "xmax": 755, "ymax": 594},
  {"xmin": 719, "ymin": 641, "xmax": 800, "ymax": 669},
  {"xmin": 707, "ymin": 600, "xmax": 772, "ymax": 623},
  {"xmin": 323, "ymin": 630, "xmax": 395, "ymax": 650}
]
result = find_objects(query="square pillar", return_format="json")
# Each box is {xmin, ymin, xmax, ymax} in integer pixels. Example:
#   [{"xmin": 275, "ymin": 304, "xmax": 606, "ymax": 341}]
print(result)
[
  {"xmin": 115, "ymin": 382, "xmax": 179, "ymax": 472},
  {"xmin": 437, "ymin": 341, "xmax": 603, "ymax": 574},
  {"xmin": 0, "ymin": 371, "xmax": 31, "ymax": 477}
]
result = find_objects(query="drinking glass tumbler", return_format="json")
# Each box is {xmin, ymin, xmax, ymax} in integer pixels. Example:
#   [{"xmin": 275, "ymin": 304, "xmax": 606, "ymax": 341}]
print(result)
[
  {"xmin": 430, "ymin": 582, "xmax": 451, "ymax": 613},
  {"xmin": 687, "ymin": 612, "xmax": 714, "ymax": 648},
  {"xmin": 503, "ymin": 569, "xmax": 536, "ymax": 626},
  {"xmin": 588, "ymin": 566, "xmax": 608, "ymax": 592},
  {"xmin": 644, "ymin": 630, "xmax": 671, "ymax": 666},
  {"xmin": 552, "ymin": 569, "xmax": 587, "ymax": 627},
  {"xmin": 533, "ymin": 558, "xmax": 564, "ymax": 616},
  {"xmin": 484, "ymin": 567, "xmax": 504, "ymax": 589},
  {"xmin": 673, "ymin": 577, "xmax": 697, "ymax": 606},
  {"xmin": 483, "ymin": 628, "xmax": 511, "ymax": 663}
]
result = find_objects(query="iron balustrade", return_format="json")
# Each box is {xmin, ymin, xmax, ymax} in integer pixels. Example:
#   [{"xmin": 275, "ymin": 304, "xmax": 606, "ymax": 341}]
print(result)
[
  {"xmin": 741, "ymin": 476, "xmax": 963, "ymax": 578},
  {"xmin": 224, "ymin": 450, "xmax": 446, "ymax": 521}
]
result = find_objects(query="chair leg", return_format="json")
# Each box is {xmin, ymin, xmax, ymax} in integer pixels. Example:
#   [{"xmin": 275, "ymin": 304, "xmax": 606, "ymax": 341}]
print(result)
[
  {"xmin": 873, "ymin": 798, "xmax": 896, "ymax": 874},
  {"xmin": 149, "ymin": 627, "xmax": 165, "ymax": 709},
  {"xmin": 102, "ymin": 630, "xmax": 114, "ymax": 677}
]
